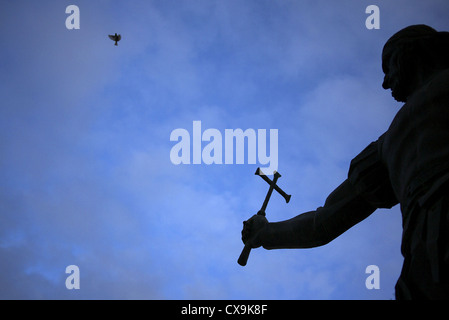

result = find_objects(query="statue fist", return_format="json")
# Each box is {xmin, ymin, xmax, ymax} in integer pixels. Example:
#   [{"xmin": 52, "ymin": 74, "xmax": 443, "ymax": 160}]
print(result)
[{"xmin": 241, "ymin": 212, "xmax": 268, "ymax": 249}]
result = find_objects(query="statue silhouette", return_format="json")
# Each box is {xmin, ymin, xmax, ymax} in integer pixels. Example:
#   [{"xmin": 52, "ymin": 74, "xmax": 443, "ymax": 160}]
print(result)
[{"xmin": 241, "ymin": 25, "xmax": 449, "ymax": 299}]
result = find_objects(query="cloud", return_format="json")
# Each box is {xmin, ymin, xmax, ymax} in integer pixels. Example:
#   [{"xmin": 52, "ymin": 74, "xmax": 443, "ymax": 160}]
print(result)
[{"xmin": 1, "ymin": 0, "xmax": 448, "ymax": 300}]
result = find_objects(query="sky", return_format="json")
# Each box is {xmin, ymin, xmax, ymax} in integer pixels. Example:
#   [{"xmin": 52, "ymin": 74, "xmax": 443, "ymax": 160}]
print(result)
[{"xmin": 1, "ymin": 0, "xmax": 449, "ymax": 300}]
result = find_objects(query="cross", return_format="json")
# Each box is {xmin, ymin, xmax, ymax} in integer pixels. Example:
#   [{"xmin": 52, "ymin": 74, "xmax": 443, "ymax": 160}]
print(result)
[
  {"xmin": 255, "ymin": 167, "xmax": 291, "ymax": 215},
  {"xmin": 238, "ymin": 167, "xmax": 291, "ymax": 266}
]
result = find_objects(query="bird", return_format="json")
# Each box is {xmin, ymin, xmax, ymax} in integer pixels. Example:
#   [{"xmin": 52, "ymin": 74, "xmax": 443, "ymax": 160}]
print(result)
[{"xmin": 108, "ymin": 33, "xmax": 121, "ymax": 46}]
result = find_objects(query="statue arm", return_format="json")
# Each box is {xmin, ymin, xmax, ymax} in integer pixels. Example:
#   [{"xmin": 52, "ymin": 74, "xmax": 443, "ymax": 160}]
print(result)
[
  {"xmin": 259, "ymin": 179, "xmax": 377, "ymax": 249},
  {"xmin": 246, "ymin": 138, "xmax": 397, "ymax": 250}
]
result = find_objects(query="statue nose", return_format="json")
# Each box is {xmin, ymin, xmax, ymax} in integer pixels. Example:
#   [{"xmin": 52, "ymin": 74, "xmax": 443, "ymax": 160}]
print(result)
[{"xmin": 382, "ymin": 75, "xmax": 390, "ymax": 89}]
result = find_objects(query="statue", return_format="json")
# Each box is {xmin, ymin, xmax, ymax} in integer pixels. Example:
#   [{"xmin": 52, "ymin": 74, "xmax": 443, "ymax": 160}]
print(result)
[{"xmin": 241, "ymin": 25, "xmax": 449, "ymax": 299}]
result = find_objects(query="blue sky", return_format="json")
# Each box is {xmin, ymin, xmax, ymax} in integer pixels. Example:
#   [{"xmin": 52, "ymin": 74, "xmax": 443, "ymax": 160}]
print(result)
[{"xmin": 1, "ymin": 0, "xmax": 449, "ymax": 299}]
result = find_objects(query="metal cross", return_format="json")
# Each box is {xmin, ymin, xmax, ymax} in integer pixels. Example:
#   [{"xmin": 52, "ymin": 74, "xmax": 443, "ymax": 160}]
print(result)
[
  {"xmin": 238, "ymin": 167, "xmax": 291, "ymax": 266},
  {"xmin": 255, "ymin": 167, "xmax": 291, "ymax": 215}
]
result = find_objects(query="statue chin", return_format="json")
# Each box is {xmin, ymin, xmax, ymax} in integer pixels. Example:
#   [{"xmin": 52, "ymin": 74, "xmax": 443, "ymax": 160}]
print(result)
[
  {"xmin": 390, "ymin": 83, "xmax": 410, "ymax": 103},
  {"xmin": 392, "ymin": 90, "xmax": 407, "ymax": 103}
]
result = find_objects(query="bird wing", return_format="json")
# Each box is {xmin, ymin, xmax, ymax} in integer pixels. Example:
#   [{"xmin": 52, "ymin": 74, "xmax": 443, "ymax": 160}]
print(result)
[
  {"xmin": 117, "ymin": 35, "xmax": 121, "ymax": 41},
  {"xmin": 108, "ymin": 35, "xmax": 116, "ymax": 40}
]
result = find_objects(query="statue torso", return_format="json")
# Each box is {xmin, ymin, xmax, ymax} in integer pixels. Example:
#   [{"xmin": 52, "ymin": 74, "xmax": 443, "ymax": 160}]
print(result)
[{"xmin": 381, "ymin": 68, "xmax": 449, "ymax": 209}]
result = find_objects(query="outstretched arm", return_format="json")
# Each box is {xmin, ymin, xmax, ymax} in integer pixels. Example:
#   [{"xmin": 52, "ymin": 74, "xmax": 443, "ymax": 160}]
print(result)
[{"xmin": 242, "ymin": 179, "xmax": 377, "ymax": 250}]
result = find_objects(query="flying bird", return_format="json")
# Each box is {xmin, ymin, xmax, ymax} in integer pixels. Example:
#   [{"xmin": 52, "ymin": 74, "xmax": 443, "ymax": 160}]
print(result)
[{"xmin": 108, "ymin": 33, "xmax": 121, "ymax": 46}]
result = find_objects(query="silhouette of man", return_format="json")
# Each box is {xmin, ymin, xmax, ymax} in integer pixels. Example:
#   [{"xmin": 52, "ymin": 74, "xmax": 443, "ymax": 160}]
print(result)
[{"xmin": 241, "ymin": 25, "xmax": 449, "ymax": 299}]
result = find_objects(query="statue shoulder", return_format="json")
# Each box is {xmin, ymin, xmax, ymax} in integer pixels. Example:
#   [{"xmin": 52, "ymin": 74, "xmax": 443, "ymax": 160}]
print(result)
[
  {"xmin": 348, "ymin": 137, "xmax": 398, "ymax": 208},
  {"xmin": 409, "ymin": 68, "xmax": 449, "ymax": 104}
]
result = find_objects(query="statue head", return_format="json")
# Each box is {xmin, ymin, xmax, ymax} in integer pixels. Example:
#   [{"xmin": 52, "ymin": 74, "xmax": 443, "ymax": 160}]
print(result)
[{"xmin": 382, "ymin": 25, "xmax": 449, "ymax": 102}]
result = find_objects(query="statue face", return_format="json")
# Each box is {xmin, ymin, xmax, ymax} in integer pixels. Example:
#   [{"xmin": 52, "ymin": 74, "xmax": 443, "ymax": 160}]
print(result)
[{"xmin": 382, "ymin": 45, "xmax": 410, "ymax": 103}]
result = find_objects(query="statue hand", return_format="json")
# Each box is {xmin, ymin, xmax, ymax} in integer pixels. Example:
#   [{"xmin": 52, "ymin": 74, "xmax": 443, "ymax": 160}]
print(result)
[{"xmin": 241, "ymin": 213, "xmax": 268, "ymax": 249}]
